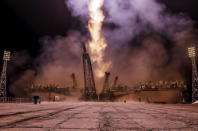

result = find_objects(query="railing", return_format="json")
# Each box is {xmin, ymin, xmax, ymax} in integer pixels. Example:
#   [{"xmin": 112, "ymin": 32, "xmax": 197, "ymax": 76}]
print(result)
[
  {"xmin": 0, "ymin": 97, "xmax": 66, "ymax": 103},
  {"xmin": 40, "ymin": 96, "xmax": 66, "ymax": 102},
  {"xmin": 0, "ymin": 97, "xmax": 32, "ymax": 103}
]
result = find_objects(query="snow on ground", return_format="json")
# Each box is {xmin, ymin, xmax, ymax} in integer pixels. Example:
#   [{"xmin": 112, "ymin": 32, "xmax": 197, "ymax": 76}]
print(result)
[{"xmin": 0, "ymin": 101, "xmax": 198, "ymax": 131}]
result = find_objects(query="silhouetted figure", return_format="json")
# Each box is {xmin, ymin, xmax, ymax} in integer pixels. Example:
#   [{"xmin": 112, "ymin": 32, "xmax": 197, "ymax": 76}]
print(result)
[{"xmin": 33, "ymin": 96, "xmax": 40, "ymax": 104}]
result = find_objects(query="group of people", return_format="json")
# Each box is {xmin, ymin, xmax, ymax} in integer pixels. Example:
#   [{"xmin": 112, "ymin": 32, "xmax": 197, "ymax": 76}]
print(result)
[
  {"xmin": 139, "ymin": 80, "xmax": 187, "ymax": 90},
  {"xmin": 28, "ymin": 84, "xmax": 71, "ymax": 95}
]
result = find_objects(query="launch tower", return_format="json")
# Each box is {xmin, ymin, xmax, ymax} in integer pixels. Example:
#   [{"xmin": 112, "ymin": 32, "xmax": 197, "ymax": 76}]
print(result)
[
  {"xmin": 100, "ymin": 72, "xmax": 111, "ymax": 100},
  {"xmin": 82, "ymin": 42, "xmax": 97, "ymax": 100}
]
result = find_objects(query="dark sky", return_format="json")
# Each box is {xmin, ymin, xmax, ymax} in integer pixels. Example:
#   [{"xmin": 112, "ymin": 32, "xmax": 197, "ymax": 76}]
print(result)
[{"xmin": 0, "ymin": 0, "xmax": 198, "ymax": 57}]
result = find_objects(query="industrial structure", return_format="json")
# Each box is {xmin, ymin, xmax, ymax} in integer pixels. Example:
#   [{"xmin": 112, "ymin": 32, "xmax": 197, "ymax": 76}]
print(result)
[
  {"xmin": 0, "ymin": 51, "xmax": 11, "ymax": 97},
  {"xmin": 188, "ymin": 46, "xmax": 198, "ymax": 102},
  {"xmin": 111, "ymin": 76, "xmax": 118, "ymax": 90},
  {"xmin": 71, "ymin": 73, "xmax": 77, "ymax": 89},
  {"xmin": 100, "ymin": 72, "xmax": 111, "ymax": 100},
  {"xmin": 82, "ymin": 42, "xmax": 97, "ymax": 100}
]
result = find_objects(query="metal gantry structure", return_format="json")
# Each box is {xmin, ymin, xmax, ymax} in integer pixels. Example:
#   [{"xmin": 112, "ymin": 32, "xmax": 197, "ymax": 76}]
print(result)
[
  {"xmin": 188, "ymin": 46, "xmax": 198, "ymax": 102},
  {"xmin": 100, "ymin": 72, "xmax": 111, "ymax": 100},
  {"xmin": 102, "ymin": 72, "xmax": 111, "ymax": 94},
  {"xmin": 82, "ymin": 42, "xmax": 97, "ymax": 100},
  {"xmin": 0, "ymin": 51, "xmax": 11, "ymax": 97},
  {"xmin": 71, "ymin": 73, "xmax": 78, "ymax": 89},
  {"xmin": 111, "ymin": 76, "xmax": 118, "ymax": 90}
]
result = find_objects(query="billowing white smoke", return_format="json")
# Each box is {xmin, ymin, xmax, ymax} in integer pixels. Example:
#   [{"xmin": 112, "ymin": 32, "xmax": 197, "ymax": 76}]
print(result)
[
  {"xmin": 66, "ymin": 0, "xmax": 88, "ymax": 21},
  {"xmin": 34, "ymin": 31, "xmax": 84, "ymax": 88},
  {"xmin": 66, "ymin": 0, "xmax": 191, "ymax": 45},
  {"xmin": 10, "ymin": 0, "xmax": 197, "ymax": 97},
  {"xmin": 65, "ymin": 0, "xmax": 194, "ymax": 85}
]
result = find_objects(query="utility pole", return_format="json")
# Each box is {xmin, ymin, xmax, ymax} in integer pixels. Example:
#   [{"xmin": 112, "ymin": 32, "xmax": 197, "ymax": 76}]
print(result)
[
  {"xmin": 188, "ymin": 47, "xmax": 198, "ymax": 103},
  {"xmin": 0, "ymin": 51, "xmax": 11, "ymax": 97}
]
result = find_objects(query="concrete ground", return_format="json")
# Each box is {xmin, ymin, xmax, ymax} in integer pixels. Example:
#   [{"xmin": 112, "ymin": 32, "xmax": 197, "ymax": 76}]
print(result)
[{"xmin": 0, "ymin": 102, "xmax": 198, "ymax": 131}]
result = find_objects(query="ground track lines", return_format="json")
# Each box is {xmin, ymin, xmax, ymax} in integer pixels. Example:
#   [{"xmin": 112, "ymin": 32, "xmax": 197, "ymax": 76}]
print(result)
[{"xmin": 0, "ymin": 105, "xmax": 84, "ymax": 129}]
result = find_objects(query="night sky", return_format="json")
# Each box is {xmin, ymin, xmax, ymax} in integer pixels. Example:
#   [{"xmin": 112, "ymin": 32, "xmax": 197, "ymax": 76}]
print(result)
[{"xmin": 0, "ymin": 0, "xmax": 198, "ymax": 57}]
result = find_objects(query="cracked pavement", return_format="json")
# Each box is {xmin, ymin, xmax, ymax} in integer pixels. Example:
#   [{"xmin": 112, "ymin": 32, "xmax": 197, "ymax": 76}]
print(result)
[{"xmin": 0, "ymin": 102, "xmax": 198, "ymax": 131}]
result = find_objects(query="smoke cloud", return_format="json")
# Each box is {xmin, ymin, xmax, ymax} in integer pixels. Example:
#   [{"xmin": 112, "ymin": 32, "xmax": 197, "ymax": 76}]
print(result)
[
  {"xmin": 10, "ymin": 0, "xmax": 198, "ymax": 96},
  {"xmin": 34, "ymin": 31, "xmax": 84, "ymax": 88},
  {"xmin": 66, "ymin": 0, "xmax": 194, "ymax": 85},
  {"xmin": 66, "ymin": 0, "xmax": 192, "ymax": 45}
]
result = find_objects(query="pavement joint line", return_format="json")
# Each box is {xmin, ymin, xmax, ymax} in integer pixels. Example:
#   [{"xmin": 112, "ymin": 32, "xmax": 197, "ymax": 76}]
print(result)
[
  {"xmin": 49, "ymin": 104, "xmax": 90, "ymax": 130},
  {"xmin": 0, "ymin": 102, "xmax": 198, "ymax": 130},
  {"xmin": 98, "ymin": 104, "xmax": 119, "ymax": 131},
  {"xmin": 0, "ymin": 106, "xmax": 66, "ymax": 118},
  {"xmin": 136, "ymin": 106, "xmax": 198, "ymax": 126},
  {"xmin": 114, "ymin": 104, "xmax": 198, "ymax": 130},
  {"xmin": 112, "ymin": 104, "xmax": 147, "ymax": 129},
  {"xmin": 0, "ymin": 104, "xmax": 85, "ymax": 129}
]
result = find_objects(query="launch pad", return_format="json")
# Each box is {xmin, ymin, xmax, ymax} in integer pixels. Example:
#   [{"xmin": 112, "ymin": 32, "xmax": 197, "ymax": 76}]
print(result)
[
  {"xmin": 27, "ymin": 42, "xmax": 187, "ymax": 104},
  {"xmin": 1, "ymin": 102, "xmax": 198, "ymax": 130}
]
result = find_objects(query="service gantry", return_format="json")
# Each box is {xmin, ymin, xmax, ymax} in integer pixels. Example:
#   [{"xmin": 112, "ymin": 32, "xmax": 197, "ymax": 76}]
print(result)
[
  {"xmin": 71, "ymin": 73, "xmax": 77, "ymax": 89},
  {"xmin": 101, "ymin": 72, "xmax": 111, "ymax": 100},
  {"xmin": 111, "ymin": 76, "xmax": 118, "ymax": 90},
  {"xmin": 82, "ymin": 42, "xmax": 97, "ymax": 100}
]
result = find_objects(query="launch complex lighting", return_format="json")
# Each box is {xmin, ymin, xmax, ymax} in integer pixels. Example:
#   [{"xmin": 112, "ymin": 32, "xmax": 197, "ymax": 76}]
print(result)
[
  {"xmin": 188, "ymin": 47, "xmax": 196, "ymax": 58},
  {"xmin": 0, "ymin": 50, "xmax": 11, "ymax": 97},
  {"xmin": 3, "ymin": 51, "xmax": 11, "ymax": 61}
]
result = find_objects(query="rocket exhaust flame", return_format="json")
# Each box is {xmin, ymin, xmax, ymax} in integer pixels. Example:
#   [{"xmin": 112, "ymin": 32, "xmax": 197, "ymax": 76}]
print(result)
[{"xmin": 88, "ymin": 0, "xmax": 111, "ymax": 78}]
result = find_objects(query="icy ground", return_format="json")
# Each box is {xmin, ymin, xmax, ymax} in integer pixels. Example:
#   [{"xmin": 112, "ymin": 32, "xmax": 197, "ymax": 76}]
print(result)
[{"xmin": 0, "ymin": 102, "xmax": 198, "ymax": 131}]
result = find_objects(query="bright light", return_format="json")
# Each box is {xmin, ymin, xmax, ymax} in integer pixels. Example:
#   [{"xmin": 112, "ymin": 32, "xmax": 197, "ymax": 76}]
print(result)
[
  {"xmin": 88, "ymin": 0, "xmax": 111, "ymax": 78},
  {"xmin": 3, "ymin": 51, "xmax": 11, "ymax": 61},
  {"xmin": 188, "ymin": 47, "xmax": 196, "ymax": 58}
]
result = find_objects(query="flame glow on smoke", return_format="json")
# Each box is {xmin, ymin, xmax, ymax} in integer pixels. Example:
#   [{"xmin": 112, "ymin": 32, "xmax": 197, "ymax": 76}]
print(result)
[{"xmin": 88, "ymin": 0, "xmax": 111, "ymax": 78}]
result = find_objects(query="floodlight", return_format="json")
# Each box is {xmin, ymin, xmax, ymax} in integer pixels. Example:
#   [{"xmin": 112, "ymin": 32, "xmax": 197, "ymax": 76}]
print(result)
[{"xmin": 3, "ymin": 51, "xmax": 11, "ymax": 61}]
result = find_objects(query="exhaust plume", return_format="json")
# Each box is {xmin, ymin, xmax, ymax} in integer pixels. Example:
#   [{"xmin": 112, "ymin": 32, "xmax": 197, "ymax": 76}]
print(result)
[{"xmin": 87, "ymin": 0, "xmax": 111, "ymax": 78}]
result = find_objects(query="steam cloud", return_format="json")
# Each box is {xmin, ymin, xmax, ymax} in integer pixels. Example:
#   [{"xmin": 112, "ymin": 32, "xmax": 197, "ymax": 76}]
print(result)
[
  {"xmin": 10, "ymin": 0, "xmax": 198, "ymax": 96},
  {"xmin": 34, "ymin": 31, "xmax": 84, "ymax": 88},
  {"xmin": 66, "ymin": 0, "xmax": 191, "ymax": 43},
  {"xmin": 66, "ymin": 0, "xmax": 195, "ymax": 84}
]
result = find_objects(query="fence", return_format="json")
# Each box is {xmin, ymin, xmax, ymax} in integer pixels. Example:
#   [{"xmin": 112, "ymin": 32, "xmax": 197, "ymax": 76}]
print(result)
[
  {"xmin": 0, "ymin": 96, "xmax": 66, "ymax": 103},
  {"xmin": 0, "ymin": 97, "xmax": 32, "ymax": 103}
]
